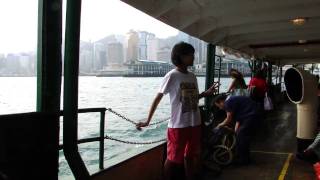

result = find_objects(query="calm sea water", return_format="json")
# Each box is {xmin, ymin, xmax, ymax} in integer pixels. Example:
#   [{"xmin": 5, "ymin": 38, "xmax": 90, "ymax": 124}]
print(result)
[{"xmin": 0, "ymin": 76, "xmax": 249, "ymax": 179}]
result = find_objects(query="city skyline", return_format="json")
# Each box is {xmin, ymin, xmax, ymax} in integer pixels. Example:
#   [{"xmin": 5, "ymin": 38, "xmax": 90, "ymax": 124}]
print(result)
[
  {"xmin": 0, "ymin": 28, "xmax": 253, "ymax": 77},
  {"xmin": 0, "ymin": 29, "xmax": 207, "ymax": 76},
  {"xmin": 77, "ymin": 30, "xmax": 210, "ymax": 75}
]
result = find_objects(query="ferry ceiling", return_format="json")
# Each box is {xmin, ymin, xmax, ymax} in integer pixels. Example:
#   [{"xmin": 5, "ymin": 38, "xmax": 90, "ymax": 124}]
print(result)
[{"xmin": 121, "ymin": 0, "xmax": 320, "ymax": 65}]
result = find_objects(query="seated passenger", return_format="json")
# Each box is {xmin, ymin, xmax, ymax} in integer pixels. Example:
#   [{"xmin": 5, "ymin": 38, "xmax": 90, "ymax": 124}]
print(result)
[{"xmin": 213, "ymin": 94, "xmax": 259, "ymax": 165}]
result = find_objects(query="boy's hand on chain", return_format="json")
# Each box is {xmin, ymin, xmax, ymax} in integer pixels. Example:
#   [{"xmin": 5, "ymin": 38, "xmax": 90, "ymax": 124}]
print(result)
[
  {"xmin": 207, "ymin": 82, "xmax": 220, "ymax": 94},
  {"xmin": 136, "ymin": 121, "xmax": 149, "ymax": 131}
]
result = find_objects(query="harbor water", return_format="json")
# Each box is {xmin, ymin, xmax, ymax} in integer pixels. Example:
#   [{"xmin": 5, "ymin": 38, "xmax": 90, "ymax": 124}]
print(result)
[{"xmin": 0, "ymin": 76, "xmax": 249, "ymax": 179}]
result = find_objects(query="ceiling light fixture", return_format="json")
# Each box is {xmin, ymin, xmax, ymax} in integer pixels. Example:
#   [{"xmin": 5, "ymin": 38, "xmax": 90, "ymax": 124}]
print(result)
[
  {"xmin": 291, "ymin": 18, "xmax": 307, "ymax": 26},
  {"xmin": 298, "ymin": 40, "xmax": 307, "ymax": 44}
]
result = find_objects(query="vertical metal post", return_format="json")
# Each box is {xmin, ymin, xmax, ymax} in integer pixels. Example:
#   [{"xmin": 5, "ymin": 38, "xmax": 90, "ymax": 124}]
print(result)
[
  {"xmin": 205, "ymin": 44, "xmax": 216, "ymax": 110},
  {"xmin": 311, "ymin": 64, "xmax": 315, "ymax": 73},
  {"xmin": 36, "ymin": 1, "xmax": 62, "ymax": 179},
  {"xmin": 217, "ymin": 57, "xmax": 222, "ymax": 94},
  {"xmin": 279, "ymin": 65, "xmax": 283, "ymax": 92},
  {"xmin": 279, "ymin": 66, "xmax": 283, "ymax": 84},
  {"xmin": 99, "ymin": 111, "xmax": 105, "ymax": 169},
  {"xmin": 63, "ymin": 0, "xmax": 90, "ymax": 179},
  {"xmin": 252, "ymin": 60, "xmax": 256, "ymax": 77},
  {"xmin": 276, "ymin": 66, "xmax": 279, "ymax": 85},
  {"xmin": 267, "ymin": 61, "xmax": 273, "ymax": 87},
  {"xmin": 37, "ymin": 0, "xmax": 62, "ymax": 112}
]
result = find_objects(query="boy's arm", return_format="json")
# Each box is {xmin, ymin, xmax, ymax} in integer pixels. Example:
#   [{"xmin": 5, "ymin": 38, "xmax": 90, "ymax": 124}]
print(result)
[
  {"xmin": 199, "ymin": 82, "xmax": 219, "ymax": 99},
  {"xmin": 217, "ymin": 112, "xmax": 233, "ymax": 128},
  {"xmin": 136, "ymin": 93, "xmax": 163, "ymax": 130}
]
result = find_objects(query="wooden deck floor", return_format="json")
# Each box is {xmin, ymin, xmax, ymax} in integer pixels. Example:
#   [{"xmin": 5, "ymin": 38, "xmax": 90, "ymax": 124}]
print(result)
[{"xmin": 204, "ymin": 102, "xmax": 315, "ymax": 180}]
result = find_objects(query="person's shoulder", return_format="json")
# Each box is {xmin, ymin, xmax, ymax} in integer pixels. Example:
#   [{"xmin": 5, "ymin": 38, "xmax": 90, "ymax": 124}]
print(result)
[
  {"xmin": 225, "ymin": 96, "xmax": 235, "ymax": 103},
  {"xmin": 187, "ymin": 71, "xmax": 197, "ymax": 78},
  {"xmin": 164, "ymin": 69, "xmax": 177, "ymax": 78},
  {"xmin": 227, "ymin": 95, "xmax": 236, "ymax": 100},
  {"xmin": 228, "ymin": 96, "xmax": 245, "ymax": 101},
  {"xmin": 189, "ymin": 71, "xmax": 196, "ymax": 76}
]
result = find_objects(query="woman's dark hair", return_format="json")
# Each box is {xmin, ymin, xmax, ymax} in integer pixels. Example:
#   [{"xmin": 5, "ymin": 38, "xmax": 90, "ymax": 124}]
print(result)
[
  {"xmin": 171, "ymin": 42, "xmax": 195, "ymax": 66},
  {"xmin": 213, "ymin": 94, "xmax": 228, "ymax": 104},
  {"xmin": 229, "ymin": 68, "xmax": 243, "ymax": 79},
  {"xmin": 229, "ymin": 69, "xmax": 247, "ymax": 88}
]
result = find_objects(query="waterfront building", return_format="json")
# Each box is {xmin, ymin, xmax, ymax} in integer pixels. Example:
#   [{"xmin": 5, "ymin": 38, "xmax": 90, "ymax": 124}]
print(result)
[
  {"xmin": 125, "ymin": 60, "xmax": 174, "ymax": 77},
  {"xmin": 96, "ymin": 64, "xmax": 127, "ymax": 77}
]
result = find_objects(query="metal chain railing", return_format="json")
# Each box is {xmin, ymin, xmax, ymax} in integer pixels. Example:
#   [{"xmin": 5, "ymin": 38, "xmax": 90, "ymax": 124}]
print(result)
[
  {"xmin": 104, "ymin": 108, "xmax": 169, "ymax": 144},
  {"xmin": 106, "ymin": 108, "xmax": 170, "ymax": 126},
  {"xmin": 105, "ymin": 135, "xmax": 166, "ymax": 144}
]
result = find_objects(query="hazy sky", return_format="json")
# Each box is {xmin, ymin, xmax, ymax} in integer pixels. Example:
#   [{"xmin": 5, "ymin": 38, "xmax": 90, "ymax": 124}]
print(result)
[{"xmin": 0, "ymin": 0, "xmax": 178, "ymax": 54}]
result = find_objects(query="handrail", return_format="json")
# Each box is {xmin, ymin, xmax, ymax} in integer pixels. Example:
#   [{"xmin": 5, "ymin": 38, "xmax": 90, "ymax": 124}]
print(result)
[
  {"xmin": 59, "ymin": 107, "xmax": 168, "ymax": 171},
  {"xmin": 78, "ymin": 108, "xmax": 106, "ymax": 113},
  {"xmin": 58, "ymin": 137, "xmax": 100, "ymax": 150},
  {"xmin": 59, "ymin": 107, "xmax": 106, "ymax": 170}
]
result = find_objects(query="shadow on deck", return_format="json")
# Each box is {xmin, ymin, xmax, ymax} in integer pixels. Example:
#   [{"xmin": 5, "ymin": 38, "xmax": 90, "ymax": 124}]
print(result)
[{"xmin": 204, "ymin": 102, "xmax": 315, "ymax": 180}]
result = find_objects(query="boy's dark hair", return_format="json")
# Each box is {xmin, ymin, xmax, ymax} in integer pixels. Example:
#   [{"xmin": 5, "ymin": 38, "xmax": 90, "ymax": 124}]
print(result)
[
  {"xmin": 213, "ymin": 94, "xmax": 228, "ymax": 104},
  {"xmin": 171, "ymin": 42, "xmax": 195, "ymax": 66}
]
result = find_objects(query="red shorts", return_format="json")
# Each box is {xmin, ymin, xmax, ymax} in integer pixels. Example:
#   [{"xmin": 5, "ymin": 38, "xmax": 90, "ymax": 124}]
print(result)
[{"xmin": 167, "ymin": 126, "xmax": 201, "ymax": 164}]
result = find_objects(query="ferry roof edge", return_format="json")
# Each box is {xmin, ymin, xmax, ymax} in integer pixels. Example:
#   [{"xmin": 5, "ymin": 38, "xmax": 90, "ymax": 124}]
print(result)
[{"xmin": 121, "ymin": 0, "xmax": 320, "ymax": 65}]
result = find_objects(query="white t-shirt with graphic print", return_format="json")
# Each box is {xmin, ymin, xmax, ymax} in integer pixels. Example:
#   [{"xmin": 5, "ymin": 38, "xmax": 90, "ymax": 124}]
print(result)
[{"xmin": 159, "ymin": 69, "xmax": 201, "ymax": 128}]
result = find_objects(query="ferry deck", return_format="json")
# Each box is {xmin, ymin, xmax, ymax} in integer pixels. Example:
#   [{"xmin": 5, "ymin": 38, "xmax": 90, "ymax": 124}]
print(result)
[{"xmin": 205, "ymin": 101, "xmax": 314, "ymax": 180}]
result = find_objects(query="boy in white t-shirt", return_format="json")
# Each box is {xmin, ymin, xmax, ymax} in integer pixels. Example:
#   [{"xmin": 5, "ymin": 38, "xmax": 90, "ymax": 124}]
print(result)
[{"xmin": 136, "ymin": 42, "xmax": 216, "ymax": 180}]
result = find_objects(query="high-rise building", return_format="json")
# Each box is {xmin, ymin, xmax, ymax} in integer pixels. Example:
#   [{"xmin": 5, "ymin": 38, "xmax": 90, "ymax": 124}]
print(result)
[
  {"xmin": 0, "ymin": 54, "xmax": 5, "ymax": 70},
  {"xmin": 137, "ymin": 31, "xmax": 155, "ymax": 60},
  {"xmin": 80, "ymin": 50, "xmax": 93, "ymax": 73},
  {"xmin": 6, "ymin": 54, "xmax": 20, "ymax": 74},
  {"xmin": 28, "ymin": 52, "xmax": 36, "ymax": 75},
  {"xmin": 93, "ymin": 42, "xmax": 107, "ymax": 71},
  {"xmin": 157, "ymin": 46, "xmax": 171, "ymax": 63},
  {"xmin": 80, "ymin": 41, "xmax": 94, "ymax": 73},
  {"xmin": 97, "ymin": 34, "xmax": 126, "ymax": 46},
  {"xmin": 127, "ymin": 30, "xmax": 139, "ymax": 62},
  {"xmin": 199, "ymin": 41, "xmax": 207, "ymax": 64},
  {"xmin": 147, "ymin": 37, "xmax": 160, "ymax": 61},
  {"xmin": 107, "ymin": 42, "xmax": 124, "ymax": 65},
  {"xmin": 18, "ymin": 53, "xmax": 32, "ymax": 75}
]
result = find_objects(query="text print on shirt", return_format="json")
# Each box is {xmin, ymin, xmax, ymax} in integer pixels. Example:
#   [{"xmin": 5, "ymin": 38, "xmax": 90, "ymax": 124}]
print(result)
[{"xmin": 180, "ymin": 82, "xmax": 199, "ymax": 113}]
